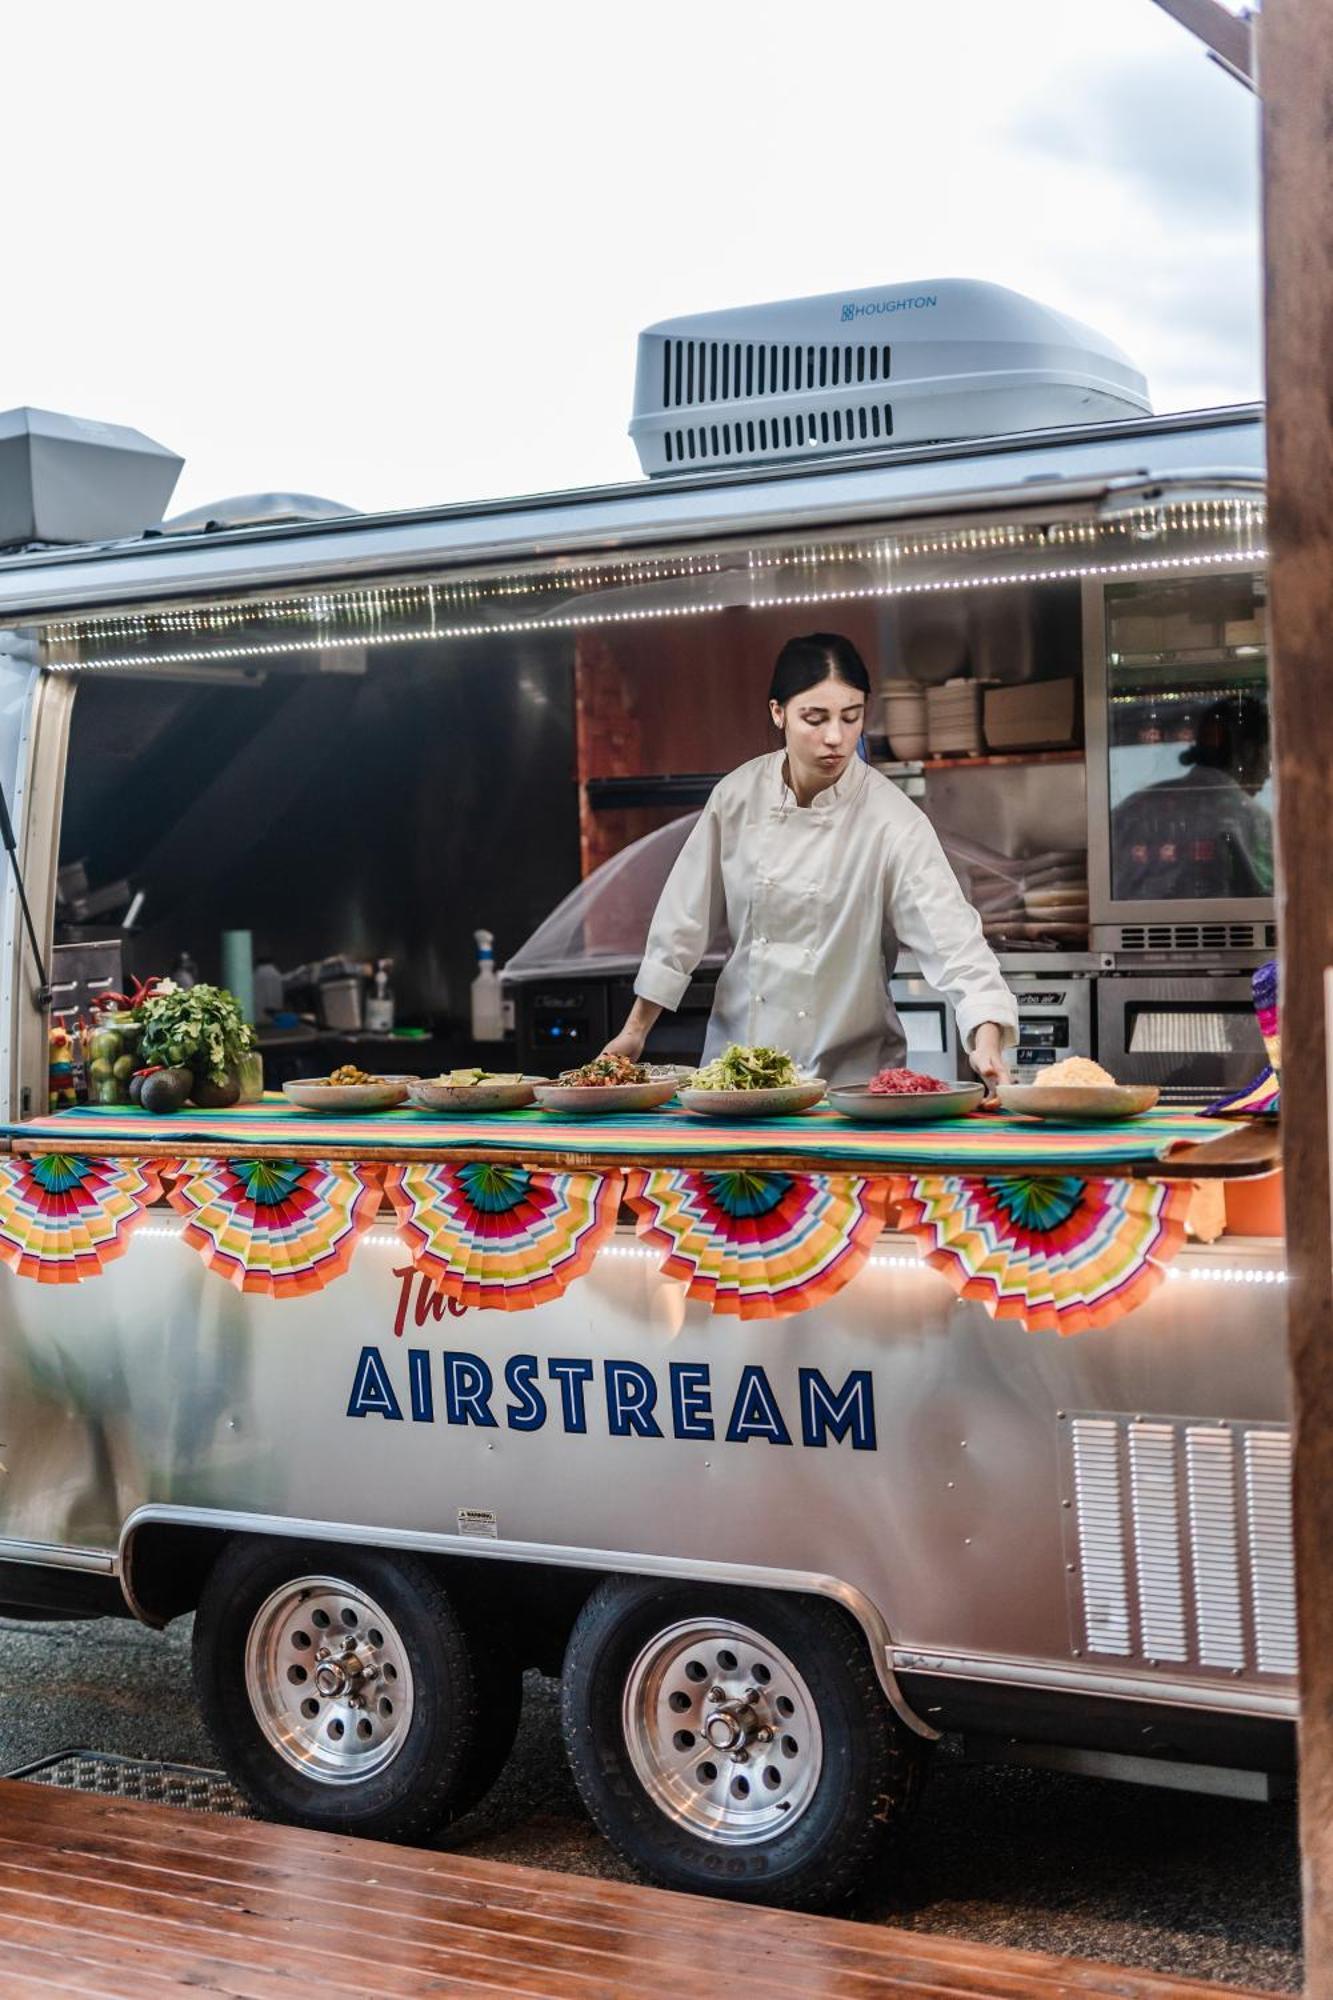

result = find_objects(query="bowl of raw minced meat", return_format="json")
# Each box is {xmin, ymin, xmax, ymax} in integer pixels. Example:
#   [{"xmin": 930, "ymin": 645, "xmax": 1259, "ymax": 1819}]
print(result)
[{"xmin": 827, "ymin": 1067, "xmax": 986, "ymax": 1123}]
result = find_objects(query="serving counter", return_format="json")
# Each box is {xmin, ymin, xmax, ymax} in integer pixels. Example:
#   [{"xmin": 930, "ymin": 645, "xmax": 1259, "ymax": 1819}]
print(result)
[
  {"xmin": 0, "ymin": 1093, "xmax": 1273, "ymax": 1171},
  {"xmin": 0, "ymin": 1095, "xmax": 1280, "ymax": 1332}
]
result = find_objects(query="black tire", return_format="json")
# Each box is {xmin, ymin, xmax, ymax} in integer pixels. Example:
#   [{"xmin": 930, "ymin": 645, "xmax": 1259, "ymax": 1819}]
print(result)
[
  {"xmin": 560, "ymin": 1578, "xmax": 928, "ymax": 1911},
  {"xmin": 193, "ymin": 1538, "xmax": 521, "ymax": 1842}
]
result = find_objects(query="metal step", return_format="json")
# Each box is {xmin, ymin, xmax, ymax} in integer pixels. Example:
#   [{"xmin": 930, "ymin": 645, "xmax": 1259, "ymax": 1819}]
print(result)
[{"xmin": 4, "ymin": 1747, "xmax": 250, "ymax": 1817}]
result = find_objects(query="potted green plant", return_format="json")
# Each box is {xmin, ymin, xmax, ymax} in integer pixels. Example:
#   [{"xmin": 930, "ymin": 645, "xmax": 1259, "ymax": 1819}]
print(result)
[{"xmin": 136, "ymin": 983, "xmax": 260, "ymax": 1109}]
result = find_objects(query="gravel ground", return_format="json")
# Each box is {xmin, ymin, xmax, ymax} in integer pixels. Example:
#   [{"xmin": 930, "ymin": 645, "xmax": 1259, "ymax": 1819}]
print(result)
[{"xmin": 0, "ymin": 1614, "xmax": 1301, "ymax": 1993}]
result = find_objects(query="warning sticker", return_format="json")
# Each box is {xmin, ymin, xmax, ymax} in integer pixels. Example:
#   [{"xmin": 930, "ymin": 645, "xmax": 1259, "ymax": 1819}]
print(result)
[{"xmin": 457, "ymin": 1507, "xmax": 498, "ymax": 1539}]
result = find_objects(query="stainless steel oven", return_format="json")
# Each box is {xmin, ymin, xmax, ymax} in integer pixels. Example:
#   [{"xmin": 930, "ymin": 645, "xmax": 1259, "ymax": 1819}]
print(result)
[
  {"xmin": 889, "ymin": 975, "xmax": 957, "ymax": 1081},
  {"xmin": 892, "ymin": 962, "xmax": 1096, "ymax": 1082},
  {"xmin": 1096, "ymin": 973, "xmax": 1264, "ymax": 1094},
  {"xmin": 1009, "ymin": 973, "xmax": 1094, "ymax": 1079}
]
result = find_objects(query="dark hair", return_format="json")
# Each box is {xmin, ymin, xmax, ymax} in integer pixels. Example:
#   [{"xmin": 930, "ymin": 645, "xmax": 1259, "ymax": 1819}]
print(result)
[
  {"xmin": 1180, "ymin": 696, "xmax": 1270, "ymax": 771},
  {"xmin": 768, "ymin": 632, "xmax": 872, "ymax": 707}
]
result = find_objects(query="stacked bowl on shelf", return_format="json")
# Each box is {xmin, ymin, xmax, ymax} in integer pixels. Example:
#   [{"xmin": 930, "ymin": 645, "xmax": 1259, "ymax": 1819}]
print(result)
[
  {"xmin": 926, "ymin": 678, "xmax": 984, "ymax": 757},
  {"xmin": 881, "ymin": 681, "xmax": 929, "ymax": 761}
]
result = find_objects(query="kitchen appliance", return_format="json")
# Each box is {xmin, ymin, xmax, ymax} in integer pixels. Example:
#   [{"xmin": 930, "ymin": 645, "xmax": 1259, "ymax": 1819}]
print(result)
[
  {"xmin": 889, "ymin": 974, "xmax": 956, "ymax": 1080},
  {"xmin": 512, "ymin": 977, "xmax": 611, "ymax": 1073},
  {"xmin": 1008, "ymin": 971, "xmax": 1096, "ymax": 1079},
  {"xmin": 317, "ymin": 968, "xmax": 364, "ymax": 1032},
  {"xmin": 894, "ymin": 964, "xmax": 1095, "ymax": 1083},
  {"xmin": 276, "ymin": 955, "xmax": 372, "ymax": 1031},
  {"xmin": 1086, "ymin": 569, "xmax": 1275, "ymax": 960},
  {"xmin": 629, "ymin": 279, "xmax": 1150, "ymax": 477},
  {"xmin": 512, "ymin": 971, "xmax": 716, "ymax": 1076},
  {"xmin": 513, "ymin": 961, "xmax": 1095, "ymax": 1088},
  {"xmin": 1096, "ymin": 974, "xmax": 1265, "ymax": 1097}
]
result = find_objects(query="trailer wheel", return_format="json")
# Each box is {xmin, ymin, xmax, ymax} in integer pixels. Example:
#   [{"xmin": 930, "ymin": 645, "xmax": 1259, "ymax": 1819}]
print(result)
[
  {"xmin": 560, "ymin": 1578, "xmax": 927, "ymax": 1910},
  {"xmin": 193, "ymin": 1538, "xmax": 521, "ymax": 1841}
]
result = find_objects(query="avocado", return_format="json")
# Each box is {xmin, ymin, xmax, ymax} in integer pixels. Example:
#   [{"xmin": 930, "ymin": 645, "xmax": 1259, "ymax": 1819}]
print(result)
[
  {"xmin": 140, "ymin": 1067, "xmax": 193, "ymax": 1115},
  {"xmin": 191, "ymin": 1071, "xmax": 240, "ymax": 1109}
]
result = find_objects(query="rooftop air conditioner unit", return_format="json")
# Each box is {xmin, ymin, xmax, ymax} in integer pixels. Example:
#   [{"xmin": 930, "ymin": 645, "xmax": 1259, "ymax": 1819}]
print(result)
[{"xmin": 629, "ymin": 279, "xmax": 1151, "ymax": 477}]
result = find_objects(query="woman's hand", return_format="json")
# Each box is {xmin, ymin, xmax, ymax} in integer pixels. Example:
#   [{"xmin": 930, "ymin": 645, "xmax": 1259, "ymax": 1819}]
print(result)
[
  {"xmin": 602, "ymin": 1027, "xmax": 647, "ymax": 1063},
  {"xmin": 602, "ymin": 998, "xmax": 663, "ymax": 1065},
  {"xmin": 969, "ymin": 1022, "xmax": 1013, "ymax": 1103}
]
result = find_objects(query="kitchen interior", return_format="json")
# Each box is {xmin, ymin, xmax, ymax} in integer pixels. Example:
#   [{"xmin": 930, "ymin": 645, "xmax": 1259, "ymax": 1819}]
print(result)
[
  {"xmin": 47, "ymin": 500, "xmax": 1273, "ymax": 1102},
  {"xmin": 507, "ymin": 516, "xmax": 1274, "ymax": 1103}
]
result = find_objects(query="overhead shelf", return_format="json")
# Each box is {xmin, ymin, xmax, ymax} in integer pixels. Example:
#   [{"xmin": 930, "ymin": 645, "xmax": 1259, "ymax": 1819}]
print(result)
[
  {"xmin": 588, "ymin": 751, "xmax": 1087, "ymax": 807},
  {"xmin": 1108, "ymin": 643, "xmax": 1267, "ymax": 671},
  {"xmin": 878, "ymin": 749, "xmax": 1085, "ymax": 773},
  {"xmin": 584, "ymin": 774, "xmax": 721, "ymax": 810}
]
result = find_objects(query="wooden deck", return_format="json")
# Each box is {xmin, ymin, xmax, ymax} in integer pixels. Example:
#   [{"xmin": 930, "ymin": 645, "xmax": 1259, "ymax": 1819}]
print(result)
[{"xmin": 0, "ymin": 1779, "xmax": 1281, "ymax": 1998}]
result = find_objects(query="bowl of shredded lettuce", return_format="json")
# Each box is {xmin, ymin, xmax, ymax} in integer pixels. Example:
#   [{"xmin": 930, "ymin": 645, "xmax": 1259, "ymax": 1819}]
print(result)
[{"xmin": 678, "ymin": 1044, "xmax": 825, "ymax": 1119}]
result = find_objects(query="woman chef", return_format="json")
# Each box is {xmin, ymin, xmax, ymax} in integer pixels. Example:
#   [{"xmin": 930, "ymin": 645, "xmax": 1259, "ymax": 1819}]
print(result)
[{"xmin": 607, "ymin": 633, "xmax": 1018, "ymax": 1091}]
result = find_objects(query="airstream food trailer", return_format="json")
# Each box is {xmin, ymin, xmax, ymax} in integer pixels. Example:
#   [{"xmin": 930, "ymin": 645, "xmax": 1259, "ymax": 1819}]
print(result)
[{"xmin": 0, "ymin": 285, "xmax": 1289, "ymax": 1912}]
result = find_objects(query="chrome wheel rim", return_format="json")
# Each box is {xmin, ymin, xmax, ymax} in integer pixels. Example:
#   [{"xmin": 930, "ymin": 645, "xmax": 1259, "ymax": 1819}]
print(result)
[
  {"xmin": 244, "ymin": 1574, "xmax": 414, "ymax": 1784},
  {"xmin": 622, "ymin": 1616, "xmax": 823, "ymax": 1844}
]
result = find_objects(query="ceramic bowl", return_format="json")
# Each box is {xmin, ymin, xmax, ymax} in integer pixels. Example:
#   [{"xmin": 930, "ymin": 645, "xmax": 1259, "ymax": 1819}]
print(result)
[
  {"xmin": 997, "ymin": 1083, "xmax": 1160, "ymax": 1122},
  {"xmin": 405, "ymin": 1077, "xmax": 539, "ymax": 1112},
  {"xmin": 532, "ymin": 1079, "xmax": 679, "ymax": 1116},
  {"xmin": 827, "ymin": 1081, "xmax": 985, "ymax": 1122},
  {"xmin": 283, "ymin": 1078, "xmax": 409, "ymax": 1113},
  {"xmin": 676, "ymin": 1081, "xmax": 827, "ymax": 1119}
]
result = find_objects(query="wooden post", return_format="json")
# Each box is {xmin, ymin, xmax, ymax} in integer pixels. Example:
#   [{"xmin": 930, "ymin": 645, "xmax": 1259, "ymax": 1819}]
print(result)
[{"xmin": 1260, "ymin": 3, "xmax": 1333, "ymax": 1989}]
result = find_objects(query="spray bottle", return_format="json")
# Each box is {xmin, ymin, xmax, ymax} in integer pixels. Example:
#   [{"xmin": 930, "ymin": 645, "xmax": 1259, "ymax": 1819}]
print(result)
[
  {"xmin": 365, "ymin": 957, "xmax": 396, "ymax": 1034},
  {"xmin": 471, "ymin": 929, "xmax": 505, "ymax": 1042}
]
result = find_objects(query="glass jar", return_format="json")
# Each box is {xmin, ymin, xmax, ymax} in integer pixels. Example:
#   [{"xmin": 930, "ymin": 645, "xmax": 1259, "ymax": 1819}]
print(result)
[
  {"xmin": 236, "ymin": 1050, "xmax": 265, "ymax": 1103},
  {"xmin": 81, "ymin": 1013, "xmax": 141, "ymax": 1105}
]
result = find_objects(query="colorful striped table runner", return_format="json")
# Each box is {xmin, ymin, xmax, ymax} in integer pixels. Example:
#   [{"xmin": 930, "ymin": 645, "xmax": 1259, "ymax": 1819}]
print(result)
[{"xmin": 1, "ymin": 1096, "xmax": 1234, "ymax": 1173}]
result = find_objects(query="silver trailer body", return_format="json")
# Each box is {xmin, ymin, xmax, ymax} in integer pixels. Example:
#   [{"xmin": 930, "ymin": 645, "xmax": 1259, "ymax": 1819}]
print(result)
[
  {"xmin": 0, "ymin": 403, "xmax": 1288, "ymax": 1900},
  {"xmin": 0, "ymin": 1215, "xmax": 1292, "ymax": 1737}
]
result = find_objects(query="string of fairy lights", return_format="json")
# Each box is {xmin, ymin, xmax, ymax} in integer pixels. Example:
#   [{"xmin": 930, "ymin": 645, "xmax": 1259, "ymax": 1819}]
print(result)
[{"xmin": 38, "ymin": 500, "xmax": 1267, "ymax": 676}]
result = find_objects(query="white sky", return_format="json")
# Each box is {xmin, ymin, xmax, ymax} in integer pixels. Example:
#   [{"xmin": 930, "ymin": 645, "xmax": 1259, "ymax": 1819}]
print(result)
[{"xmin": 3, "ymin": 1, "xmax": 1260, "ymax": 518}]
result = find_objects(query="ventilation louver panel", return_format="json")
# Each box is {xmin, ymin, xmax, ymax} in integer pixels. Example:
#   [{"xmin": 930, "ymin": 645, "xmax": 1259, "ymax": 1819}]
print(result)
[
  {"xmin": 1070, "ymin": 1418, "xmax": 1132, "ymax": 1656},
  {"xmin": 662, "ymin": 339, "xmax": 892, "ymax": 409},
  {"xmin": 662, "ymin": 404, "xmax": 894, "ymax": 468},
  {"xmin": 1244, "ymin": 1430, "xmax": 1298, "ymax": 1676},
  {"xmin": 1063, "ymin": 1415, "xmax": 1295, "ymax": 1680},
  {"xmin": 1185, "ymin": 1428, "xmax": 1247, "ymax": 1669},
  {"xmin": 1128, "ymin": 1422, "xmax": 1188, "ymax": 1662},
  {"xmin": 1113, "ymin": 923, "xmax": 1270, "ymax": 954}
]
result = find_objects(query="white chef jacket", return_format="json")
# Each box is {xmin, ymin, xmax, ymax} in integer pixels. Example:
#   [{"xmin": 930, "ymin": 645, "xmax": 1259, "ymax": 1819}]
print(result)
[{"xmin": 634, "ymin": 751, "xmax": 1018, "ymax": 1087}]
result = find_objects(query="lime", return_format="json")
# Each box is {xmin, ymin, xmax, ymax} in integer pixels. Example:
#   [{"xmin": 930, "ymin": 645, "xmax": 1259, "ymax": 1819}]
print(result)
[
  {"xmin": 89, "ymin": 1058, "xmax": 113, "ymax": 1081},
  {"xmin": 113, "ymin": 1055, "xmax": 135, "ymax": 1080}
]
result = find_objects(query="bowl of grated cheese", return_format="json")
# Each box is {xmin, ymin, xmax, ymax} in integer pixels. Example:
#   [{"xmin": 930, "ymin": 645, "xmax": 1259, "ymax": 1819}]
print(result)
[{"xmin": 998, "ymin": 1057, "xmax": 1159, "ymax": 1122}]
